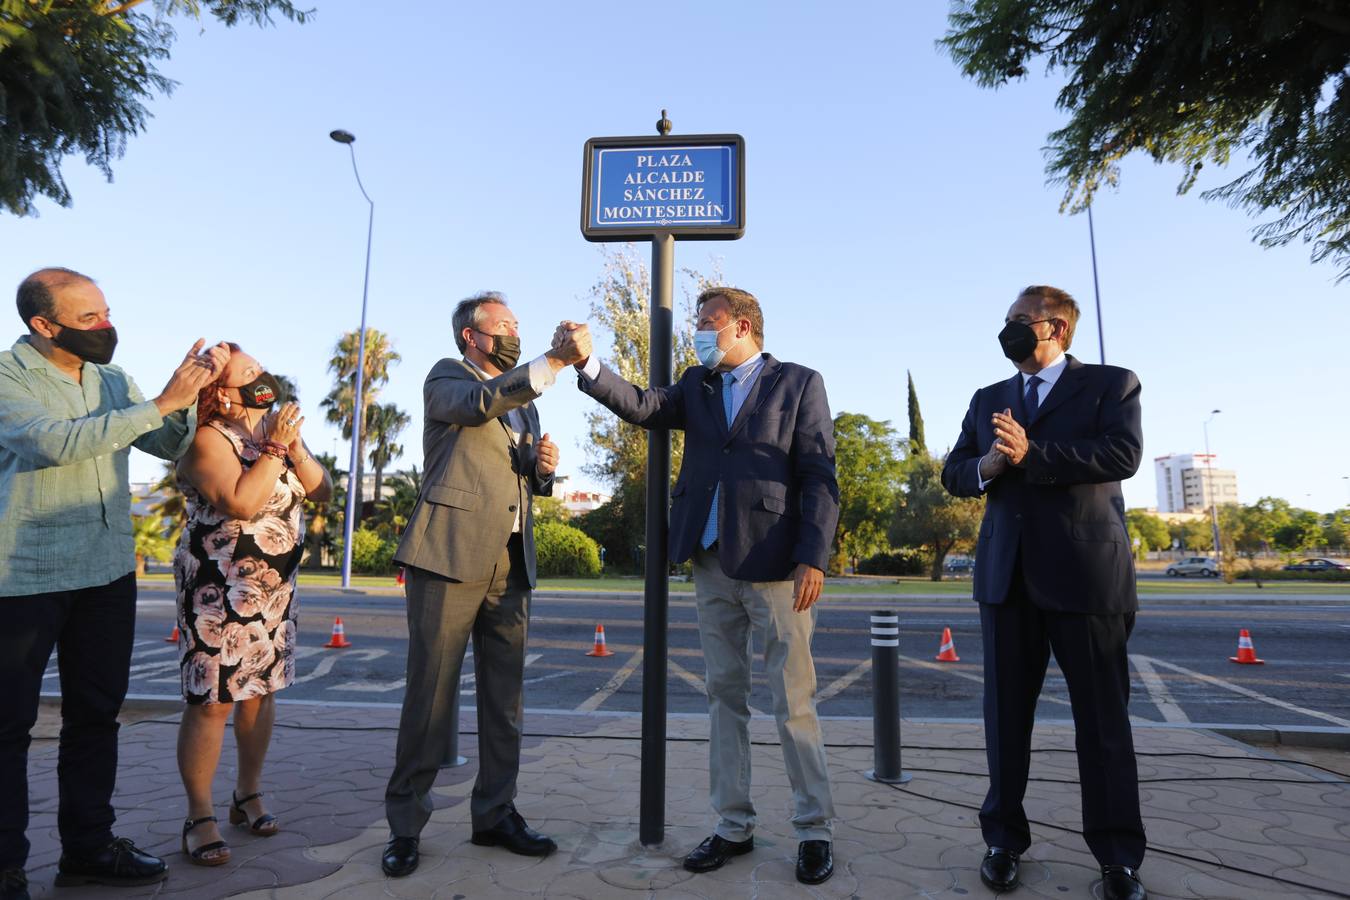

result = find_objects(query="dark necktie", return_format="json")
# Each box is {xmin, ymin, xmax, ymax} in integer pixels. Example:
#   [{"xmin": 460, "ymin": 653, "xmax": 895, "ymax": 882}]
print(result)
[{"xmin": 1024, "ymin": 374, "xmax": 1043, "ymax": 419}]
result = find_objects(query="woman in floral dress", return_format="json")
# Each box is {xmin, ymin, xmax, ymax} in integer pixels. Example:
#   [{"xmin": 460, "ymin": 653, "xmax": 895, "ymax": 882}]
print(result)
[{"xmin": 171, "ymin": 345, "xmax": 331, "ymax": 865}]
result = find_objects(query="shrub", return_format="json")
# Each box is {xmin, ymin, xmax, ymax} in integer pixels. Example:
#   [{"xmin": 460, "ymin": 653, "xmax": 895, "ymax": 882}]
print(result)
[
  {"xmin": 856, "ymin": 548, "xmax": 927, "ymax": 576},
  {"xmin": 535, "ymin": 520, "xmax": 602, "ymax": 577},
  {"xmin": 1236, "ymin": 566, "xmax": 1350, "ymax": 582},
  {"xmin": 338, "ymin": 527, "xmax": 397, "ymax": 575}
]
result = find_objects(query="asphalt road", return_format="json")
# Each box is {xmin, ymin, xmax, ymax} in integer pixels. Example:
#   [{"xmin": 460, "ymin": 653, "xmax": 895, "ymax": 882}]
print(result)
[{"xmin": 111, "ymin": 585, "xmax": 1350, "ymax": 728}]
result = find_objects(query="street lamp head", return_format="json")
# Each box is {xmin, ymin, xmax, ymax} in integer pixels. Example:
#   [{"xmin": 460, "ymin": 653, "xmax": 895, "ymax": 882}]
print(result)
[
  {"xmin": 1211, "ymin": 408, "xmax": 1222, "ymax": 415},
  {"xmin": 329, "ymin": 129, "xmax": 356, "ymax": 144}
]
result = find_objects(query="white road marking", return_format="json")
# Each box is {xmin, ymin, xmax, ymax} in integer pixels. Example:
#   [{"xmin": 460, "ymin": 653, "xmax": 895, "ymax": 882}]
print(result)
[
  {"xmin": 575, "ymin": 648, "xmax": 644, "ymax": 712},
  {"xmin": 667, "ymin": 657, "xmax": 766, "ymax": 717},
  {"xmin": 293, "ymin": 648, "xmax": 385, "ymax": 685},
  {"xmin": 1141, "ymin": 656, "xmax": 1350, "ymax": 728},
  {"xmin": 1130, "ymin": 655, "xmax": 1190, "ymax": 723},
  {"xmin": 817, "ymin": 658, "xmax": 871, "ymax": 704}
]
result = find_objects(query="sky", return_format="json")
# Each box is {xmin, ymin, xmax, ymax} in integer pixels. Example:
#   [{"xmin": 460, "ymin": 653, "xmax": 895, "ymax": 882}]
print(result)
[{"xmin": 2, "ymin": 1, "xmax": 1347, "ymax": 513}]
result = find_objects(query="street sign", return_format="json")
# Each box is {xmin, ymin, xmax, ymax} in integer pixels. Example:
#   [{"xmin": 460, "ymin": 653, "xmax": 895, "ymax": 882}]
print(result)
[{"xmin": 581, "ymin": 134, "xmax": 744, "ymax": 241}]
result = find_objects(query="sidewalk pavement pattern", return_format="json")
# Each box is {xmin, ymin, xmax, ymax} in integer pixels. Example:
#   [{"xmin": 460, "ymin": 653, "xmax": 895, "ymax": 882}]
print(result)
[{"xmin": 22, "ymin": 701, "xmax": 1350, "ymax": 899}]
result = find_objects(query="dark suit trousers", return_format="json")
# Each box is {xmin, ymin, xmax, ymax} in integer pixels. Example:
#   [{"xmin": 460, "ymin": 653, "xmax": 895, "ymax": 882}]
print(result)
[
  {"xmin": 978, "ymin": 565, "xmax": 1146, "ymax": 867},
  {"xmin": 0, "ymin": 573, "xmax": 137, "ymax": 868},
  {"xmin": 386, "ymin": 535, "xmax": 530, "ymax": 837}
]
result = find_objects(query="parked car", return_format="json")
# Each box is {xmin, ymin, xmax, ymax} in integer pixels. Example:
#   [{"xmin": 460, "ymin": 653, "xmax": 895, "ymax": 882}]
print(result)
[
  {"xmin": 1166, "ymin": 557, "xmax": 1221, "ymax": 577},
  {"xmin": 944, "ymin": 558, "xmax": 975, "ymax": 575},
  {"xmin": 1281, "ymin": 558, "xmax": 1350, "ymax": 572}
]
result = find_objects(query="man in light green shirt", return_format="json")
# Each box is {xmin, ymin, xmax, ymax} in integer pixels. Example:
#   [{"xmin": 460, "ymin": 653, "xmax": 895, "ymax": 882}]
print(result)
[{"xmin": 0, "ymin": 268, "xmax": 228, "ymax": 900}]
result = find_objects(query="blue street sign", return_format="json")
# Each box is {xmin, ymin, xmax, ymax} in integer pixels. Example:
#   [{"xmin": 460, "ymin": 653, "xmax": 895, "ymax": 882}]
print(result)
[{"xmin": 581, "ymin": 134, "xmax": 744, "ymax": 241}]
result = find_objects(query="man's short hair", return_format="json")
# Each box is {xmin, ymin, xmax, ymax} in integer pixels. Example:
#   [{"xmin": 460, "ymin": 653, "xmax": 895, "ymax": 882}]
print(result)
[
  {"xmin": 16, "ymin": 267, "xmax": 93, "ymax": 332},
  {"xmin": 696, "ymin": 286, "xmax": 765, "ymax": 347},
  {"xmin": 452, "ymin": 291, "xmax": 506, "ymax": 353},
  {"xmin": 1018, "ymin": 284, "xmax": 1080, "ymax": 351}
]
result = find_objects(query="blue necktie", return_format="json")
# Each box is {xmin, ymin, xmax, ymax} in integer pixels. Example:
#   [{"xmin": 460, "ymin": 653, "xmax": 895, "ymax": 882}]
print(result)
[
  {"xmin": 700, "ymin": 372, "xmax": 736, "ymax": 549},
  {"xmin": 1024, "ymin": 374, "xmax": 1043, "ymax": 419}
]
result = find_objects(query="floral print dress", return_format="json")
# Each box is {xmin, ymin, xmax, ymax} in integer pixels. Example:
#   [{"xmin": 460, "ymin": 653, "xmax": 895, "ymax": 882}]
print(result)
[{"xmin": 173, "ymin": 419, "xmax": 306, "ymax": 704}]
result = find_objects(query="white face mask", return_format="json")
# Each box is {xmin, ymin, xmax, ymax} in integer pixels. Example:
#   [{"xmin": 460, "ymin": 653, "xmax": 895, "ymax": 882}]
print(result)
[{"xmin": 694, "ymin": 321, "xmax": 740, "ymax": 369}]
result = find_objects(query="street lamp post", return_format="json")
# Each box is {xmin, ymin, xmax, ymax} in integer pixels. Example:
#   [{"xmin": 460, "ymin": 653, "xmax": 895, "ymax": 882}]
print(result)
[
  {"xmin": 1203, "ymin": 410, "xmax": 1222, "ymax": 561},
  {"xmin": 330, "ymin": 128, "xmax": 374, "ymax": 589},
  {"xmin": 1087, "ymin": 203, "xmax": 1106, "ymax": 364}
]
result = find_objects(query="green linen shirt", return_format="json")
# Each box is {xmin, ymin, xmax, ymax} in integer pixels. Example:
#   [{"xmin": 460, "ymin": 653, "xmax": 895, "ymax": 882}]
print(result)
[{"xmin": 0, "ymin": 336, "xmax": 196, "ymax": 596}]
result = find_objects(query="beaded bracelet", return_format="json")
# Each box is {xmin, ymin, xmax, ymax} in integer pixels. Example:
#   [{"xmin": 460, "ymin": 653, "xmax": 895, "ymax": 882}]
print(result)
[{"xmin": 261, "ymin": 441, "xmax": 289, "ymax": 461}]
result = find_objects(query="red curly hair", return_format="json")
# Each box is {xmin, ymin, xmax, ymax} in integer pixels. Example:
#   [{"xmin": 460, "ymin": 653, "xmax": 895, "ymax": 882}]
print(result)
[{"xmin": 196, "ymin": 342, "xmax": 244, "ymax": 424}]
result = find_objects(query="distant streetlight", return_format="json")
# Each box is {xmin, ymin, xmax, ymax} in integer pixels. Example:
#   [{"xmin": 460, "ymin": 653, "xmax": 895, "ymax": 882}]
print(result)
[
  {"xmin": 330, "ymin": 128, "xmax": 374, "ymax": 589},
  {"xmin": 1203, "ymin": 410, "xmax": 1222, "ymax": 559}
]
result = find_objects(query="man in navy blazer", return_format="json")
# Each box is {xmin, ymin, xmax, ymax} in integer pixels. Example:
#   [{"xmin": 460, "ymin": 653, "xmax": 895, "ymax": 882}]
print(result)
[
  {"xmin": 942, "ymin": 285, "xmax": 1148, "ymax": 900},
  {"xmin": 561, "ymin": 287, "xmax": 840, "ymax": 885}
]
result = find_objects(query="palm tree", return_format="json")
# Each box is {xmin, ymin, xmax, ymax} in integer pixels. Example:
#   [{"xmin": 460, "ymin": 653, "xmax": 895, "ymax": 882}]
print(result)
[
  {"xmin": 366, "ymin": 402, "xmax": 410, "ymax": 503},
  {"xmin": 321, "ymin": 328, "xmax": 400, "ymax": 526},
  {"xmin": 132, "ymin": 515, "xmax": 173, "ymax": 576},
  {"xmin": 150, "ymin": 460, "xmax": 186, "ymax": 546},
  {"xmin": 370, "ymin": 466, "xmax": 421, "ymax": 537}
]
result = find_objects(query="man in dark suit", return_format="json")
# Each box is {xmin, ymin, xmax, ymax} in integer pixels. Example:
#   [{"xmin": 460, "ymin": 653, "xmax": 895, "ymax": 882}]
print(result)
[
  {"xmin": 561, "ymin": 286, "xmax": 840, "ymax": 885},
  {"xmin": 382, "ymin": 292, "xmax": 590, "ymax": 878},
  {"xmin": 942, "ymin": 285, "xmax": 1147, "ymax": 900}
]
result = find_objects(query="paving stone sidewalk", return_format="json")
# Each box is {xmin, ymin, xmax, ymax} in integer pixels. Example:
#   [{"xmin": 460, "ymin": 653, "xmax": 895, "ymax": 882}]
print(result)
[{"xmin": 21, "ymin": 701, "xmax": 1350, "ymax": 899}]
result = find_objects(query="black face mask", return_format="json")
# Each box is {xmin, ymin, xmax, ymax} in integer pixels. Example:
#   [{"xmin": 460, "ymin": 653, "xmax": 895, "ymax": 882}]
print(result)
[
  {"xmin": 474, "ymin": 332, "xmax": 521, "ymax": 371},
  {"xmin": 51, "ymin": 321, "xmax": 118, "ymax": 365},
  {"xmin": 998, "ymin": 319, "xmax": 1053, "ymax": 364},
  {"xmin": 230, "ymin": 372, "xmax": 283, "ymax": 409}
]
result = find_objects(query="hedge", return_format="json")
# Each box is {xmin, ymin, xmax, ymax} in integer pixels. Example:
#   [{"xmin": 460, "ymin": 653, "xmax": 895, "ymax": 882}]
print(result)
[
  {"xmin": 856, "ymin": 549, "xmax": 927, "ymax": 576},
  {"xmin": 535, "ymin": 520, "xmax": 602, "ymax": 577},
  {"xmin": 1236, "ymin": 566, "xmax": 1350, "ymax": 582}
]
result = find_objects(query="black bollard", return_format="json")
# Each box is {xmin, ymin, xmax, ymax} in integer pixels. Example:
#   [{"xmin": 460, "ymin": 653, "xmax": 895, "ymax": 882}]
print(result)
[
  {"xmin": 865, "ymin": 610, "xmax": 911, "ymax": 784},
  {"xmin": 440, "ymin": 672, "xmax": 468, "ymax": 768}
]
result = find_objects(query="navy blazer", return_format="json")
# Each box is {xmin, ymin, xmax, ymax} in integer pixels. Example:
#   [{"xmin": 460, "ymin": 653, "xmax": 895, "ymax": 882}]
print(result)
[
  {"xmin": 578, "ymin": 353, "xmax": 840, "ymax": 582},
  {"xmin": 941, "ymin": 355, "xmax": 1143, "ymax": 614}
]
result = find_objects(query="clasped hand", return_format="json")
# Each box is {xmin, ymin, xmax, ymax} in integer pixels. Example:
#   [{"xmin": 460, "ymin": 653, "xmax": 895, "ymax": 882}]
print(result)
[
  {"xmin": 981, "ymin": 407, "xmax": 1028, "ymax": 476},
  {"xmin": 548, "ymin": 320, "xmax": 591, "ymax": 367}
]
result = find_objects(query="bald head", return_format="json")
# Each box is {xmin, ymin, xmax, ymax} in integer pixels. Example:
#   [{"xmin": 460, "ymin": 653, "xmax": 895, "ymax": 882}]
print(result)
[{"xmin": 17, "ymin": 267, "xmax": 95, "ymax": 332}]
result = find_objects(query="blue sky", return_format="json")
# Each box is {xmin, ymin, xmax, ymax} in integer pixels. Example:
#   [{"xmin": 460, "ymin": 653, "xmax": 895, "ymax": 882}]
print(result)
[{"xmin": 3, "ymin": 2, "xmax": 1346, "ymax": 512}]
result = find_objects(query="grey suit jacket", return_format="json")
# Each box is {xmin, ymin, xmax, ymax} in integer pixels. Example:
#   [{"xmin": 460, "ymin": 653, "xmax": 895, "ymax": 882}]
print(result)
[{"xmin": 394, "ymin": 357, "xmax": 553, "ymax": 586}]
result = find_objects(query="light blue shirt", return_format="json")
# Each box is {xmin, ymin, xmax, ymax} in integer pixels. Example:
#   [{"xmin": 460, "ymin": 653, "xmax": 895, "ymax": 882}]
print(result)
[{"xmin": 0, "ymin": 337, "xmax": 196, "ymax": 595}]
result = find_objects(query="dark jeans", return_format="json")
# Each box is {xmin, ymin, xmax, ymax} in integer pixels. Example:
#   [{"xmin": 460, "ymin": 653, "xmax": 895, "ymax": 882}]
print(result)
[{"xmin": 0, "ymin": 572, "xmax": 137, "ymax": 869}]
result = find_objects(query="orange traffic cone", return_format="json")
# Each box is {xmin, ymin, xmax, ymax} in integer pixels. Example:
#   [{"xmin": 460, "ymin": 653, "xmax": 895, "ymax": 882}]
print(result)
[
  {"xmin": 935, "ymin": 627, "xmax": 960, "ymax": 662},
  {"xmin": 1229, "ymin": 628, "xmax": 1264, "ymax": 664},
  {"xmin": 165, "ymin": 624, "xmax": 180, "ymax": 643},
  {"xmin": 324, "ymin": 617, "xmax": 352, "ymax": 649},
  {"xmin": 395, "ymin": 567, "xmax": 406, "ymax": 586},
  {"xmin": 585, "ymin": 624, "xmax": 614, "ymax": 657}
]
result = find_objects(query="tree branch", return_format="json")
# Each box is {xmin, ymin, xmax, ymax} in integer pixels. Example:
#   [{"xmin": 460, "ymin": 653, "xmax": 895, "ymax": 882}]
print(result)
[{"xmin": 102, "ymin": 0, "xmax": 151, "ymax": 16}]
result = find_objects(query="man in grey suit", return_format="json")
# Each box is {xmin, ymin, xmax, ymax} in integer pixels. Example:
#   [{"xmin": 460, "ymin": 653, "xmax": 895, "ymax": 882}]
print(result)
[
  {"xmin": 560, "ymin": 286, "xmax": 840, "ymax": 885},
  {"xmin": 382, "ymin": 292, "xmax": 591, "ymax": 878}
]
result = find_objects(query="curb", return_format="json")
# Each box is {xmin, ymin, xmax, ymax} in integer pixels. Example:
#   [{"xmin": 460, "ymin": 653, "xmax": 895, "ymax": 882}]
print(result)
[{"xmin": 41, "ymin": 694, "xmax": 1350, "ymax": 751}]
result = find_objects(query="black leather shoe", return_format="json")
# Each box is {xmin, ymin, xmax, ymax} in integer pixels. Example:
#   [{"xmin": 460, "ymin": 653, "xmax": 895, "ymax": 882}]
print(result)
[
  {"xmin": 1101, "ymin": 865, "xmax": 1147, "ymax": 900},
  {"xmin": 796, "ymin": 840, "xmax": 833, "ymax": 885},
  {"xmin": 381, "ymin": 836, "xmax": 420, "ymax": 878},
  {"xmin": 1, "ymin": 868, "xmax": 29, "ymax": 900},
  {"xmin": 53, "ymin": 837, "xmax": 167, "ymax": 887},
  {"xmin": 470, "ymin": 811, "xmax": 556, "ymax": 857},
  {"xmin": 683, "ymin": 834, "xmax": 754, "ymax": 872},
  {"xmin": 979, "ymin": 847, "xmax": 1021, "ymax": 892}
]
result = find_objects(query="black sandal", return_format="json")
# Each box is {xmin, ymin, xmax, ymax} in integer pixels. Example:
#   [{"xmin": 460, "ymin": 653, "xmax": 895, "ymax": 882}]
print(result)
[
  {"xmin": 182, "ymin": 816, "xmax": 231, "ymax": 866},
  {"xmin": 230, "ymin": 791, "xmax": 279, "ymax": 836}
]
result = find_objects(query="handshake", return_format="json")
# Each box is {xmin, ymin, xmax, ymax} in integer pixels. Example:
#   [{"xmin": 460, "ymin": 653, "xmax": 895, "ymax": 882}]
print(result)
[{"xmin": 545, "ymin": 320, "xmax": 592, "ymax": 368}]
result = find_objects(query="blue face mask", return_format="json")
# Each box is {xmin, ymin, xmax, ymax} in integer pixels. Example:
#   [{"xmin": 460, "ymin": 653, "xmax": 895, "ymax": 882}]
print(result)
[{"xmin": 694, "ymin": 321, "xmax": 739, "ymax": 369}]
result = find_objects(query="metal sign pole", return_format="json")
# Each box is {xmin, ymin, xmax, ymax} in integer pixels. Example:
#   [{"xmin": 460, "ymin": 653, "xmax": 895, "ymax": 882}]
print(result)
[{"xmin": 640, "ymin": 231, "xmax": 674, "ymax": 847}]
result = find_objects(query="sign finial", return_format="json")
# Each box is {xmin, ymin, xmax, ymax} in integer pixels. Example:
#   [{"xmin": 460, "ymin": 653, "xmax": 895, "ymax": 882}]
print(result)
[{"xmin": 656, "ymin": 109, "xmax": 672, "ymax": 136}]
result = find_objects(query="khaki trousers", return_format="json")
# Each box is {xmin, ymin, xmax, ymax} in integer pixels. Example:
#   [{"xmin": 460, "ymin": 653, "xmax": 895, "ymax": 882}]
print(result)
[{"xmin": 692, "ymin": 548, "xmax": 835, "ymax": 842}]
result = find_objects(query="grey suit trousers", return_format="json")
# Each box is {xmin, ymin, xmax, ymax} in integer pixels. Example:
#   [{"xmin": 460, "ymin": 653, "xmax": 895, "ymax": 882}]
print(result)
[
  {"xmin": 692, "ymin": 547, "xmax": 835, "ymax": 841},
  {"xmin": 385, "ymin": 535, "xmax": 530, "ymax": 837}
]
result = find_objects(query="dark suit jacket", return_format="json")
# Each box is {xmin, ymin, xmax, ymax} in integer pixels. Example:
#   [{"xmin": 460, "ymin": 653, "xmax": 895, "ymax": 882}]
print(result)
[
  {"xmin": 394, "ymin": 358, "xmax": 553, "ymax": 586},
  {"xmin": 941, "ymin": 355, "xmax": 1143, "ymax": 614},
  {"xmin": 579, "ymin": 353, "xmax": 839, "ymax": 582}
]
